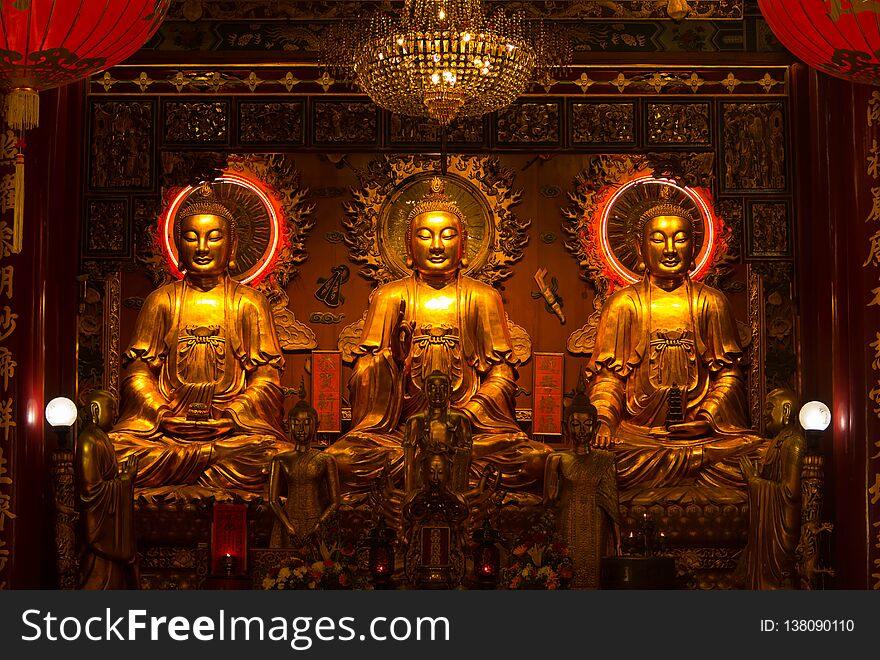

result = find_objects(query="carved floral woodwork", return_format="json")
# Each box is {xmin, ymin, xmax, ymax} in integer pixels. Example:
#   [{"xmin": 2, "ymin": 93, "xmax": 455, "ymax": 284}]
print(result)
[
  {"xmin": 89, "ymin": 101, "xmax": 154, "ymax": 190},
  {"xmin": 646, "ymin": 102, "xmax": 710, "ymax": 145},
  {"xmin": 238, "ymin": 101, "xmax": 303, "ymax": 145},
  {"xmin": 571, "ymin": 102, "xmax": 635, "ymax": 145},
  {"xmin": 164, "ymin": 100, "xmax": 229, "ymax": 143},
  {"xmin": 722, "ymin": 102, "xmax": 786, "ymax": 191}
]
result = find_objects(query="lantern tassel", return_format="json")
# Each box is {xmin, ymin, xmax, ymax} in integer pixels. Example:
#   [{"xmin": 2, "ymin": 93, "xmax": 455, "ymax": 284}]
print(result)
[
  {"xmin": 6, "ymin": 88, "xmax": 39, "ymax": 132},
  {"xmin": 12, "ymin": 151, "xmax": 24, "ymax": 254}
]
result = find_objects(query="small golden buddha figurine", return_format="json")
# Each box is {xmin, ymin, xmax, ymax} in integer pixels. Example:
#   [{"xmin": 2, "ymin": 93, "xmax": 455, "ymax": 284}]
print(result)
[
  {"xmin": 735, "ymin": 387, "xmax": 805, "ymax": 589},
  {"xmin": 586, "ymin": 198, "xmax": 764, "ymax": 502},
  {"xmin": 268, "ymin": 397, "xmax": 341, "ymax": 548},
  {"xmin": 544, "ymin": 384, "xmax": 620, "ymax": 589},
  {"xmin": 111, "ymin": 185, "xmax": 290, "ymax": 495},
  {"xmin": 403, "ymin": 370, "xmax": 473, "ymax": 494},
  {"xmin": 328, "ymin": 177, "xmax": 550, "ymax": 492},
  {"xmin": 75, "ymin": 390, "xmax": 140, "ymax": 589}
]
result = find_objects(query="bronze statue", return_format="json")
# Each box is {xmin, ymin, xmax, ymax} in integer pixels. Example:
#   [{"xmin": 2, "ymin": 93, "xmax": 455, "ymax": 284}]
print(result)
[
  {"xmin": 75, "ymin": 390, "xmax": 140, "ymax": 589},
  {"xmin": 111, "ymin": 185, "xmax": 290, "ymax": 495},
  {"xmin": 544, "ymin": 385, "xmax": 620, "ymax": 589},
  {"xmin": 404, "ymin": 370, "xmax": 473, "ymax": 494},
  {"xmin": 402, "ymin": 450, "xmax": 499, "ymax": 588},
  {"xmin": 736, "ymin": 387, "xmax": 805, "ymax": 589},
  {"xmin": 586, "ymin": 198, "xmax": 764, "ymax": 502},
  {"xmin": 268, "ymin": 398, "xmax": 341, "ymax": 548},
  {"xmin": 328, "ymin": 177, "xmax": 550, "ymax": 491}
]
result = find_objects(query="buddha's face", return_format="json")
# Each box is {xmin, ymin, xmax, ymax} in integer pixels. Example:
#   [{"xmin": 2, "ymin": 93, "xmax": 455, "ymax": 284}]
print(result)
[
  {"xmin": 640, "ymin": 215, "xmax": 693, "ymax": 280},
  {"xmin": 425, "ymin": 374, "xmax": 451, "ymax": 407},
  {"xmin": 427, "ymin": 454, "xmax": 448, "ymax": 487},
  {"xmin": 178, "ymin": 213, "xmax": 235, "ymax": 277},
  {"xmin": 410, "ymin": 210, "xmax": 463, "ymax": 279},
  {"xmin": 89, "ymin": 395, "xmax": 116, "ymax": 432},
  {"xmin": 289, "ymin": 409, "xmax": 317, "ymax": 448},
  {"xmin": 566, "ymin": 411, "xmax": 596, "ymax": 449},
  {"xmin": 764, "ymin": 394, "xmax": 791, "ymax": 436}
]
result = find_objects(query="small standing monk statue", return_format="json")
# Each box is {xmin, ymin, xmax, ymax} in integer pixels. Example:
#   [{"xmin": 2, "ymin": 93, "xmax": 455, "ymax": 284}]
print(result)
[
  {"xmin": 268, "ymin": 396, "xmax": 341, "ymax": 548},
  {"xmin": 586, "ymin": 191, "xmax": 764, "ymax": 503},
  {"xmin": 111, "ymin": 183, "xmax": 290, "ymax": 496},
  {"xmin": 544, "ymin": 383, "xmax": 621, "ymax": 589},
  {"xmin": 328, "ymin": 177, "xmax": 550, "ymax": 492},
  {"xmin": 403, "ymin": 370, "xmax": 473, "ymax": 494},
  {"xmin": 735, "ymin": 387, "xmax": 805, "ymax": 589},
  {"xmin": 75, "ymin": 390, "xmax": 140, "ymax": 589}
]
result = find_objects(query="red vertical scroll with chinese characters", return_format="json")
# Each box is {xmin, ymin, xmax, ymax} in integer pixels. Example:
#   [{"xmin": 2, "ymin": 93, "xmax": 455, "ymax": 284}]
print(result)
[
  {"xmin": 533, "ymin": 353, "xmax": 564, "ymax": 437},
  {"xmin": 312, "ymin": 350, "xmax": 342, "ymax": 435}
]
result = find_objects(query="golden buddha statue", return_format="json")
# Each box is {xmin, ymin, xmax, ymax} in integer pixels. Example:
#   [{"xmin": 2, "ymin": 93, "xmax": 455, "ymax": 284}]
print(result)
[
  {"xmin": 75, "ymin": 390, "xmax": 140, "ymax": 589},
  {"xmin": 328, "ymin": 177, "xmax": 550, "ymax": 491},
  {"xmin": 586, "ymin": 200, "xmax": 764, "ymax": 503},
  {"xmin": 544, "ymin": 384, "xmax": 620, "ymax": 589},
  {"xmin": 735, "ymin": 387, "xmax": 805, "ymax": 589},
  {"xmin": 268, "ymin": 397, "xmax": 341, "ymax": 548},
  {"xmin": 111, "ymin": 187, "xmax": 290, "ymax": 496},
  {"xmin": 403, "ymin": 370, "xmax": 473, "ymax": 494}
]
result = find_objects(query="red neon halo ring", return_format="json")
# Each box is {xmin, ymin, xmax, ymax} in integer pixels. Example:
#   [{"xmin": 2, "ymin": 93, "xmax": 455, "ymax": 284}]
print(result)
[
  {"xmin": 598, "ymin": 176, "xmax": 716, "ymax": 285},
  {"xmin": 162, "ymin": 173, "xmax": 281, "ymax": 285}
]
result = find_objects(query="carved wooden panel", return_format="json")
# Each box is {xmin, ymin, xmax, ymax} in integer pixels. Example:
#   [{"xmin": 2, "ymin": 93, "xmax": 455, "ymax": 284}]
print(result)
[
  {"xmin": 238, "ymin": 100, "xmax": 303, "ymax": 145},
  {"xmin": 570, "ymin": 102, "xmax": 635, "ymax": 145},
  {"xmin": 747, "ymin": 200, "xmax": 791, "ymax": 259},
  {"xmin": 721, "ymin": 102, "xmax": 786, "ymax": 192},
  {"xmin": 646, "ymin": 102, "xmax": 710, "ymax": 145},
  {"xmin": 313, "ymin": 100, "xmax": 379, "ymax": 145},
  {"xmin": 496, "ymin": 102, "xmax": 560, "ymax": 145},
  {"xmin": 389, "ymin": 114, "xmax": 484, "ymax": 145},
  {"xmin": 83, "ymin": 198, "xmax": 130, "ymax": 260},
  {"xmin": 163, "ymin": 100, "xmax": 230, "ymax": 144},
  {"xmin": 89, "ymin": 100, "xmax": 154, "ymax": 190}
]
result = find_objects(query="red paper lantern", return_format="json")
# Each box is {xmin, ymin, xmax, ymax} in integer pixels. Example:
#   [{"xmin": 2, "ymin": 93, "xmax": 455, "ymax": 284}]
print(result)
[
  {"xmin": 0, "ymin": 0, "xmax": 170, "ymax": 251},
  {"xmin": 759, "ymin": 1, "xmax": 880, "ymax": 85}
]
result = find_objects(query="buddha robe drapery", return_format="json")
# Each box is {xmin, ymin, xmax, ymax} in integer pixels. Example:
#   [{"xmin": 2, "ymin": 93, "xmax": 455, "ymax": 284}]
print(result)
[
  {"xmin": 328, "ymin": 274, "xmax": 550, "ymax": 491},
  {"xmin": 587, "ymin": 277, "xmax": 765, "ymax": 502},
  {"xmin": 111, "ymin": 276, "xmax": 289, "ymax": 493}
]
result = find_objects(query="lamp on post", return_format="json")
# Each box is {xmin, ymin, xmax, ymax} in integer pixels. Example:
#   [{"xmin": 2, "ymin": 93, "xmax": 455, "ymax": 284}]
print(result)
[
  {"xmin": 45, "ymin": 396, "xmax": 78, "ymax": 450},
  {"xmin": 799, "ymin": 400, "xmax": 831, "ymax": 452},
  {"xmin": 45, "ymin": 396, "xmax": 79, "ymax": 589}
]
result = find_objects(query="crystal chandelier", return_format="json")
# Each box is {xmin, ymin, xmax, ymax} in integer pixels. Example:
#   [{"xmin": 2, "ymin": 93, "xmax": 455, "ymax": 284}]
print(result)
[{"xmin": 323, "ymin": 0, "xmax": 569, "ymax": 126}]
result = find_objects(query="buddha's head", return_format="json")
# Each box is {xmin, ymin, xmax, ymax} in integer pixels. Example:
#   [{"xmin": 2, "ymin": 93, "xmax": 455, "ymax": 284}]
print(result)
[
  {"xmin": 424, "ymin": 451, "xmax": 451, "ymax": 489},
  {"xmin": 765, "ymin": 387, "xmax": 799, "ymax": 437},
  {"xmin": 424, "ymin": 370, "xmax": 452, "ymax": 408},
  {"xmin": 563, "ymin": 384, "xmax": 598, "ymax": 450},
  {"xmin": 634, "ymin": 202, "xmax": 696, "ymax": 282},
  {"xmin": 175, "ymin": 190, "xmax": 238, "ymax": 278},
  {"xmin": 288, "ymin": 399, "xmax": 319, "ymax": 450},
  {"xmin": 405, "ymin": 177, "xmax": 468, "ymax": 280},
  {"xmin": 83, "ymin": 389, "xmax": 117, "ymax": 432}
]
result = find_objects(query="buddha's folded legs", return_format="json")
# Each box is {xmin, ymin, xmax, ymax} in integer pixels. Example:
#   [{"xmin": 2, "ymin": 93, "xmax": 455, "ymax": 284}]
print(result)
[
  {"xmin": 328, "ymin": 431, "xmax": 551, "ymax": 492},
  {"xmin": 613, "ymin": 422, "xmax": 767, "ymax": 494},
  {"xmin": 112, "ymin": 432, "xmax": 289, "ymax": 492}
]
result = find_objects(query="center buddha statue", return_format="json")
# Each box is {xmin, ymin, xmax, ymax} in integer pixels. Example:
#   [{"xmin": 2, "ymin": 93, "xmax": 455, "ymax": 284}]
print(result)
[
  {"xmin": 586, "ymin": 199, "xmax": 765, "ymax": 504},
  {"xmin": 328, "ymin": 177, "xmax": 551, "ymax": 492},
  {"xmin": 111, "ymin": 186, "xmax": 290, "ymax": 496}
]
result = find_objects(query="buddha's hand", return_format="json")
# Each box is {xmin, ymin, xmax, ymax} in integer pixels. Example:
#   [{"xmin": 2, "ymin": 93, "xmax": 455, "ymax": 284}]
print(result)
[
  {"xmin": 160, "ymin": 415, "xmax": 234, "ymax": 441},
  {"xmin": 739, "ymin": 456, "xmax": 758, "ymax": 480},
  {"xmin": 663, "ymin": 419, "xmax": 713, "ymax": 439},
  {"xmin": 390, "ymin": 298, "xmax": 414, "ymax": 362},
  {"xmin": 120, "ymin": 455, "xmax": 140, "ymax": 480},
  {"xmin": 593, "ymin": 423, "xmax": 614, "ymax": 449}
]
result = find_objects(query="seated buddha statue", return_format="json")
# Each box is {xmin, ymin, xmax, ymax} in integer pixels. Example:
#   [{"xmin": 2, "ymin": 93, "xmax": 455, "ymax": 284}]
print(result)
[
  {"xmin": 328, "ymin": 177, "xmax": 551, "ymax": 492},
  {"xmin": 586, "ymin": 199, "xmax": 765, "ymax": 504},
  {"xmin": 111, "ymin": 186, "xmax": 291, "ymax": 496}
]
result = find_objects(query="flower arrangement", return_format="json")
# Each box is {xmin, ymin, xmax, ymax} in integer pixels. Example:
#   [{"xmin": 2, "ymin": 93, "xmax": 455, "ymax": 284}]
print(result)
[
  {"xmin": 263, "ymin": 532, "xmax": 359, "ymax": 590},
  {"xmin": 501, "ymin": 512, "xmax": 573, "ymax": 590}
]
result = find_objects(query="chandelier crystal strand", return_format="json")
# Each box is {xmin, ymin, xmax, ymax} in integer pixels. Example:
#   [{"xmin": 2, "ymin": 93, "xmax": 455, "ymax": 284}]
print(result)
[{"xmin": 332, "ymin": 0, "xmax": 554, "ymax": 126}]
